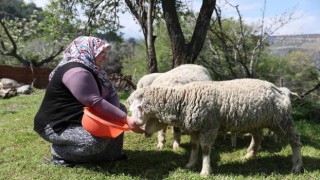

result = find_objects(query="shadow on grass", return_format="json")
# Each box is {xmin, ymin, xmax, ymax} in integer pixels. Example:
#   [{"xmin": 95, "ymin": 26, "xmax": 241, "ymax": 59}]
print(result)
[
  {"xmin": 214, "ymin": 134, "xmax": 286, "ymax": 154},
  {"xmin": 215, "ymin": 130, "xmax": 320, "ymax": 154},
  {"xmin": 78, "ymin": 149, "xmax": 189, "ymax": 179},
  {"xmin": 212, "ymin": 155, "xmax": 319, "ymax": 176},
  {"xmin": 300, "ymin": 134, "xmax": 320, "ymax": 150},
  {"xmin": 75, "ymin": 137, "xmax": 319, "ymax": 179}
]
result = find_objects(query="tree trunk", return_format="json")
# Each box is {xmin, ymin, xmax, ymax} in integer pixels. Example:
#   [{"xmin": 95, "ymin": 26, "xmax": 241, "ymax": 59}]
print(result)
[
  {"xmin": 147, "ymin": 0, "xmax": 158, "ymax": 73},
  {"xmin": 161, "ymin": 0, "xmax": 187, "ymax": 67},
  {"xmin": 162, "ymin": 0, "xmax": 216, "ymax": 67},
  {"xmin": 125, "ymin": 0, "xmax": 158, "ymax": 73}
]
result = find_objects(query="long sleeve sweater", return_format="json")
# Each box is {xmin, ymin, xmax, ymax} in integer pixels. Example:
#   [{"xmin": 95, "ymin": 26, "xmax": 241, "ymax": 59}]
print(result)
[{"xmin": 63, "ymin": 67, "xmax": 126, "ymax": 121}]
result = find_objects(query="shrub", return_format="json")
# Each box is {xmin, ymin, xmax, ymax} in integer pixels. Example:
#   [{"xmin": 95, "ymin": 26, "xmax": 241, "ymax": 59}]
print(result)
[{"xmin": 292, "ymin": 99, "xmax": 320, "ymax": 123}]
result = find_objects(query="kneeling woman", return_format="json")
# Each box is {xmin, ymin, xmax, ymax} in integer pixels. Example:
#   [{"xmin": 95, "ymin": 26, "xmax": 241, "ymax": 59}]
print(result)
[{"xmin": 34, "ymin": 36, "xmax": 143, "ymax": 166}]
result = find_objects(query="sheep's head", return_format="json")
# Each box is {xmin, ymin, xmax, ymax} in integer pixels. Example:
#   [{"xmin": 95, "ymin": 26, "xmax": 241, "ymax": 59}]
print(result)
[
  {"xmin": 129, "ymin": 99, "xmax": 145, "ymax": 125},
  {"xmin": 127, "ymin": 88, "xmax": 166, "ymax": 137},
  {"xmin": 144, "ymin": 117, "xmax": 167, "ymax": 137},
  {"xmin": 127, "ymin": 88, "xmax": 146, "ymax": 126}
]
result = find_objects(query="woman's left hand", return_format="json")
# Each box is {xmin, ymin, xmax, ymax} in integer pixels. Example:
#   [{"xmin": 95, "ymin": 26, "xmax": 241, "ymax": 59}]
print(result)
[{"xmin": 125, "ymin": 116, "xmax": 145, "ymax": 134}]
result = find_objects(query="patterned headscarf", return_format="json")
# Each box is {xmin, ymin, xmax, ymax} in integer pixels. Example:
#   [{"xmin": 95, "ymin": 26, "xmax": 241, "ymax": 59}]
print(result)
[{"xmin": 49, "ymin": 36, "xmax": 116, "ymax": 96}]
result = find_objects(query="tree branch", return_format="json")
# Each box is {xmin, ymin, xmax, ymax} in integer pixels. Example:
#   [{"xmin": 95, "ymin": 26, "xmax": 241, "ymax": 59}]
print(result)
[
  {"xmin": 0, "ymin": 19, "xmax": 30, "ymax": 66},
  {"xmin": 188, "ymin": 0, "xmax": 216, "ymax": 63},
  {"xmin": 0, "ymin": 20, "xmax": 17, "ymax": 54},
  {"xmin": 301, "ymin": 82, "xmax": 320, "ymax": 98}
]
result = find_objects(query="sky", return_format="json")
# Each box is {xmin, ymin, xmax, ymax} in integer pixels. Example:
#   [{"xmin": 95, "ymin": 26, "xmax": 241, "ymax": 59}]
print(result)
[{"xmin": 25, "ymin": 0, "xmax": 320, "ymax": 39}]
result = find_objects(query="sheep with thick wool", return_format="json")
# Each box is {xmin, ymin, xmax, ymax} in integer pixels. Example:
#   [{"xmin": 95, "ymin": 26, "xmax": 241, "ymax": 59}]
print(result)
[
  {"xmin": 136, "ymin": 64, "xmax": 212, "ymax": 150},
  {"xmin": 128, "ymin": 79, "xmax": 303, "ymax": 176},
  {"xmin": 231, "ymin": 87, "xmax": 302, "ymax": 146}
]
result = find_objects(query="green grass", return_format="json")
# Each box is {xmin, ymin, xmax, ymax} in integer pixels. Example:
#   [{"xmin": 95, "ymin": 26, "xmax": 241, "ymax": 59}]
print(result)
[{"xmin": 1, "ymin": 90, "xmax": 319, "ymax": 179}]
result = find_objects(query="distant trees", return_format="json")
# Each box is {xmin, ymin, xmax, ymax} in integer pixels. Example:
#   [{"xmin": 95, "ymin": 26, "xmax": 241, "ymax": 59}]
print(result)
[
  {"xmin": 0, "ymin": 0, "xmax": 41, "ymax": 20},
  {"xmin": 282, "ymin": 51, "xmax": 320, "ymax": 99}
]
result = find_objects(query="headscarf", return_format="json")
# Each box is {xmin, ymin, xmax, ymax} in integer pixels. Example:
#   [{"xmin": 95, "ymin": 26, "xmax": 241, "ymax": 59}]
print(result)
[{"xmin": 49, "ymin": 36, "xmax": 116, "ymax": 96}]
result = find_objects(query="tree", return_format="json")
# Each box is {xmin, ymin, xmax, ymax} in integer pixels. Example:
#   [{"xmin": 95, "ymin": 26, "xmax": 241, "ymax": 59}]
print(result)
[
  {"xmin": 162, "ymin": 0, "xmax": 216, "ymax": 67},
  {"xmin": 0, "ymin": 2, "xmax": 77, "ymax": 67},
  {"xmin": 125, "ymin": 0, "xmax": 159, "ymax": 73},
  {"xmin": 52, "ymin": 0, "xmax": 217, "ymax": 72},
  {"xmin": 198, "ymin": 0, "xmax": 299, "ymax": 80}
]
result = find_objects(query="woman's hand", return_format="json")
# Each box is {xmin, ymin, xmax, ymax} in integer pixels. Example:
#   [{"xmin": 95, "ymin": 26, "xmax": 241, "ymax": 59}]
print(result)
[{"xmin": 126, "ymin": 116, "xmax": 145, "ymax": 134}]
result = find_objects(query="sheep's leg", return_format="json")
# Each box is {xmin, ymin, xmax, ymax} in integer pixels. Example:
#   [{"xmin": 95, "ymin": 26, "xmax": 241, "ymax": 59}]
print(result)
[
  {"xmin": 243, "ymin": 129, "xmax": 263, "ymax": 160},
  {"xmin": 172, "ymin": 127, "xmax": 181, "ymax": 150},
  {"xmin": 271, "ymin": 120, "xmax": 303, "ymax": 173},
  {"xmin": 199, "ymin": 130, "xmax": 218, "ymax": 176},
  {"xmin": 268, "ymin": 130, "xmax": 279, "ymax": 143},
  {"xmin": 157, "ymin": 127, "xmax": 167, "ymax": 150},
  {"xmin": 231, "ymin": 133, "xmax": 237, "ymax": 147},
  {"xmin": 186, "ymin": 132, "xmax": 200, "ymax": 169}
]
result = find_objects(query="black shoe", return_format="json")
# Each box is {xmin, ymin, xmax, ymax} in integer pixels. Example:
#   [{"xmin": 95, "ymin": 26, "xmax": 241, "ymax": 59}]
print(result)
[{"xmin": 43, "ymin": 156, "xmax": 76, "ymax": 168}]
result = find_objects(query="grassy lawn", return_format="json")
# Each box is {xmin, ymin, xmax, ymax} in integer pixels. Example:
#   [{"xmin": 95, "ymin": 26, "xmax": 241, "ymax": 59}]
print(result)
[{"xmin": 0, "ymin": 89, "xmax": 319, "ymax": 179}]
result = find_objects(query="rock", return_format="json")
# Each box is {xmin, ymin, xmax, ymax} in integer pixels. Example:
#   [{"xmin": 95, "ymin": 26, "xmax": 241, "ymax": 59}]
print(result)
[
  {"xmin": 17, "ymin": 85, "xmax": 31, "ymax": 94},
  {"xmin": 0, "ymin": 78, "xmax": 21, "ymax": 89},
  {"xmin": 0, "ymin": 88, "xmax": 18, "ymax": 99}
]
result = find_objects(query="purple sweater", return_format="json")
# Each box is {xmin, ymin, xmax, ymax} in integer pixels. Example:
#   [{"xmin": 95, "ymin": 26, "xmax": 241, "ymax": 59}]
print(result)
[{"xmin": 63, "ymin": 67, "xmax": 126, "ymax": 121}]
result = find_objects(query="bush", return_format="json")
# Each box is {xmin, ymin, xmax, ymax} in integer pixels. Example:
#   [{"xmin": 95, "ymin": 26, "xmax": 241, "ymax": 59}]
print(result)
[{"xmin": 292, "ymin": 99, "xmax": 320, "ymax": 123}]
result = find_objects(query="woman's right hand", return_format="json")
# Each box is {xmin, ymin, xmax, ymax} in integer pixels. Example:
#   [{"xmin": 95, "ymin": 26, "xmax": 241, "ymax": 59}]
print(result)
[{"xmin": 125, "ymin": 116, "xmax": 145, "ymax": 134}]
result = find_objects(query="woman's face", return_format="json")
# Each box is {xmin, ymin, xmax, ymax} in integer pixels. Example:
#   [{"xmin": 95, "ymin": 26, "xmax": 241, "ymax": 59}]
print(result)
[{"xmin": 95, "ymin": 48, "xmax": 108, "ymax": 68}]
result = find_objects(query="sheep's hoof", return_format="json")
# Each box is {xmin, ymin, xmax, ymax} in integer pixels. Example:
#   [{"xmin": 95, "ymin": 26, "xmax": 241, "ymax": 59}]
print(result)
[
  {"xmin": 157, "ymin": 143, "xmax": 164, "ymax": 150},
  {"xmin": 200, "ymin": 168, "xmax": 212, "ymax": 176},
  {"xmin": 172, "ymin": 142, "xmax": 180, "ymax": 151},
  {"xmin": 242, "ymin": 151, "xmax": 255, "ymax": 160},
  {"xmin": 291, "ymin": 165, "xmax": 304, "ymax": 174}
]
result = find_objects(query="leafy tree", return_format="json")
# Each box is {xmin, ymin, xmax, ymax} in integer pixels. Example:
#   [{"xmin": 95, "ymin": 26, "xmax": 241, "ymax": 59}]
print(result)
[{"xmin": 0, "ymin": 2, "xmax": 78, "ymax": 67}]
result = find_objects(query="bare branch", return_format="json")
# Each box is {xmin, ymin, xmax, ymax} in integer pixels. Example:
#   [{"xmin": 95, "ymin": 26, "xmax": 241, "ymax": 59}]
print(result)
[
  {"xmin": 301, "ymin": 82, "xmax": 320, "ymax": 98},
  {"xmin": 33, "ymin": 46, "xmax": 64, "ymax": 67}
]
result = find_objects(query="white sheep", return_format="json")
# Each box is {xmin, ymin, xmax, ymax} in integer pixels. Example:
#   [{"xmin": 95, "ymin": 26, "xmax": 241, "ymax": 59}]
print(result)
[
  {"xmin": 231, "ymin": 87, "xmax": 301, "ymax": 147},
  {"xmin": 136, "ymin": 73, "xmax": 163, "ymax": 89},
  {"xmin": 136, "ymin": 64, "xmax": 212, "ymax": 150},
  {"xmin": 128, "ymin": 79, "xmax": 303, "ymax": 176},
  {"xmin": 267, "ymin": 87, "xmax": 301, "ymax": 143}
]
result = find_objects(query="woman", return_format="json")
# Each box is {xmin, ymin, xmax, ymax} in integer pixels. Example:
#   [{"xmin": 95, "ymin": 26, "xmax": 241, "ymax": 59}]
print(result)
[{"xmin": 34, "ymin": 36, "xmax": 144, "ymax": 166}]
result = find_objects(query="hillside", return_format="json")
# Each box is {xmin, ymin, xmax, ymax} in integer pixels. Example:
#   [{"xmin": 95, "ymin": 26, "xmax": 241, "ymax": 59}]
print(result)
[{"xmin": 268, "ymin": 34, "xmax": 320, "ymax": 68}]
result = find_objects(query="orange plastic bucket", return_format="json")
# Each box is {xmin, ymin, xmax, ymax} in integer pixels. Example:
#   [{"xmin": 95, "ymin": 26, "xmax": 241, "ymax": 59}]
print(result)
[{"xmin": 82, "ymin": 107, "xmax": 131, "ymax": 138}]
